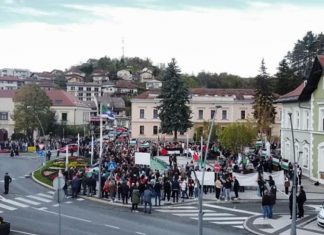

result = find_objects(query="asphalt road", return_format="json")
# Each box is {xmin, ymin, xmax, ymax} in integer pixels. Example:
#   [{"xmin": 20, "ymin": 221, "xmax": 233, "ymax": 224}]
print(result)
[{"xmin": 1, "ymin": 153, "xmax": 321, "ymax": 235}]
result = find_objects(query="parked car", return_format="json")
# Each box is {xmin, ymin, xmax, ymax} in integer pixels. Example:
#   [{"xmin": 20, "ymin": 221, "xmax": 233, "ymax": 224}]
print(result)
[
  {"xmin": 59, "ymin": 144, "xmax": 78, "ymax": 153},
  {"xmin": 318, "ymin": 205, "xmax": 324, "ymax": 228}
]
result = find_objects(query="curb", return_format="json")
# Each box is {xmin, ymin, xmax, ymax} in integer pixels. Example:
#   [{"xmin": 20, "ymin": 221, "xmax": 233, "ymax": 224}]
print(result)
[{"xmin": 31, "ymin": 167, "xmax": 54, "ymax": 190}]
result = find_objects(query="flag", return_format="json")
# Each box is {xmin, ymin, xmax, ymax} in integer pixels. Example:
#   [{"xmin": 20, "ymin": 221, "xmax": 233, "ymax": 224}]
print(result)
[
  {"xmin": 101, "ymin": 104, "xmax": 116, "ymax": 120},
  {"xmin": 193, "ymin": 151, "xmax": 199, "ymax": 161}
]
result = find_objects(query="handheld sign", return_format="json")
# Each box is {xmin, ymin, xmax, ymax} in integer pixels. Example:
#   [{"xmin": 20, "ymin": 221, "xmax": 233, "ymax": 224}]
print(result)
[{"xmin": 53, "ymin": 176, "xmax": 65, "ymax": 190}]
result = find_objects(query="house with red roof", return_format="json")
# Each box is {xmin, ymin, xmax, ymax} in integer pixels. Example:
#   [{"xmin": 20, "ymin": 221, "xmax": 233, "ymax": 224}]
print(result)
[
  {"xmin": 277, "ymin": 55, "xmax": 324, "ymax": 184},
  {"xmin": 0, "ymin": 89, "xmax": 91, "ymax": 142}
]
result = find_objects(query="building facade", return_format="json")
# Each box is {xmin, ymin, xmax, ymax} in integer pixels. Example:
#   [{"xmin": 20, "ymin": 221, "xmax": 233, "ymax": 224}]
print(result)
[
  {"xmin": 66, "ymin": 82, "xmax": 103, "ymax": 101},
  {"xmin": 131, "ymin": 88, "xmax": 281, "ymax": 141},
  {"xmin": 0, "ymin": 68, "xmax": 31, "ymax": 79}
]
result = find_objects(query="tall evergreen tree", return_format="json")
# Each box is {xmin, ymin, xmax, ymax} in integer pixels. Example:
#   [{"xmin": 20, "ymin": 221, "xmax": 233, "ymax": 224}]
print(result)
[
  {"xmin": 274, "ymin": 59, "xmax": 301, "ymax": 95},
  {"xmin": 157, "ymin": 59, "xmax": 192, "ymax": 140},
  {"xmin": 252, "ymin": 59, "xmax": 276, "ymax": 136}
]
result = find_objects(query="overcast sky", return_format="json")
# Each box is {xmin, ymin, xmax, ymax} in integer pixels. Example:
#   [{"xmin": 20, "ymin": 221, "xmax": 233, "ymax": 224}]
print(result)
[{"xmin": 1, "ymin": 0, "xmax": 324, "ymax": 77}]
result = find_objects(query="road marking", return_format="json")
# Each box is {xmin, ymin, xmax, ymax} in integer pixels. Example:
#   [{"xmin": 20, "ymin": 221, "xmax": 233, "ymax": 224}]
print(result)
[
  {"xmin": 0, "ymin": 210, "xmax": 3, "ymax": 213},
  {"xmin": 37, "ymin": 193, "xmax": 53, "ymax": 199},
  {"xmin": 0, "ymin": 202, "xmax": 16, "ymax": 210},
  {"xmin": 76, "ymin": 198, "xmax": 84, "ymax": 201},
  {"xmin": 233, "ymin": 225, "xmax": 244, "ymax": 229},
  {"xmin": 162, "ymin": 206, "xmax": 196, "ymax": 209},
  {"xmin": 15, "ymin": 197, "xmax": 41, "ymax": 206},
  {"xmin": 203, "ymin": 204, "xmax": 260, "ymax": 215},
  {"xmin": 27, "ymin": 195, "xmax": 52, "ymax": 203},
  {"xmin": 36, "ymin": 207, "xmax": 48, "ymax": 210},
  {"xmin": 155, "ymin": 209, "xmax": 214, "ymax": 213},
  {"xmin": 172, "ymin": 213, "xmax": 233, "ymax": 217},
  {"xmin": 47, "ymin": 191, "xmax": 55, "ymax": 195},
  {"xmin": 0, "ymin": 198, "xmax": 29, "ymax": 208},
  {"xmin": 33, "ymin": 207, "xmax": 92, "ymax": 222},
  {"xmin": 191, "ymin": 217, "xmax": 248, "ymax": 221},
  {"xmin": 64, "ymin": 201, "xmax": 72, "ymax": 204},
  {"xmin": 52, "ymin": 204, "xmax": 59, "ymax": 207},
  {"xmin": 105, "ymin": 224, "xmax": 120, "ymax": 230},
  {"xmin": 211, "ymin": 221, "xmax": 245, "ymax": 224},
  {"xmin": 11, "ymin": 229, "xmax": 39, "ymax": 235},
  {"xmin": 135, "ymin": 232, "xmax": 146, "ymax": 235}
]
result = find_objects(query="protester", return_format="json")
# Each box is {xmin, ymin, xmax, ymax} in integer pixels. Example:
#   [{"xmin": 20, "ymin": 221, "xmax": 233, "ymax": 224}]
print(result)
[
  {"xmin": 154, "ymin": 179, "xmax": 162, "ymax": 206},
  {"xmin": 297, "ymin": 186, "xmax": 307, "ymax": 218},
  {"xmin": 262, "ymin": 189, "xmax": 271, "ymax": 219},
  {"xmin": 143, "ymin": 185, "xmax": 153, "ymax": 214},
  {"xmin": 131, "ymin": 184, "xmax": 140, "ymax": 212},
  {"xmin": 215, "ymin": 177, "xmax": 222, "ymax": 200},
  {"xmin": 233, "ymin": 176, "xmax": 240, "ymax": 199},
  {"xmin": 284, "ymin": 176, "xmax": 290, "ymax": 195}
]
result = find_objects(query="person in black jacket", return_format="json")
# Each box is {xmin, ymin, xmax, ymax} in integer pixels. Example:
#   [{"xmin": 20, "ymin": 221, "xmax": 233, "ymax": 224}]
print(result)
[
  {"xmin": 154, "ymin": 180, "xmax": 162, "ymax": 206},
  {"xmin": 233, "ymin": 176, "xmax": 240, "ymax": 199},
  {"xmin": 3, "ymin": 173, "xmax": 12, "ymax": 194},
  {"xmin": 171, "ymin": 178, "xmax": 180, "ymax": 203},
  {"xmin": 297, "ymin": 186, "xmax": 307, "ymax": 218},
  {"xmin": 163, "ymin": 179, "xmax": 171, "ymax": 202},
  {"xmin": 120, "ymin": 181, "xmax": 130, "ymax": 204}
]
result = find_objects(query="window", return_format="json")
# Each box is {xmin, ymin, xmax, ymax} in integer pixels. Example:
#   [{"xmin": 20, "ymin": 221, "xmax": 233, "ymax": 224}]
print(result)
[
  {"xmin": 140, "ymin": 109, "xmax": 145, "ymax": 119},
  {"xmin": 78, "ymin": 87, "xmax": 83, "ymax": 91},
  {"xmin": 241, "ymin": 110, "xmax": 246, "ymax": 120},
  {"xmin": 305, "ymin": 111, "xmax": 309, "ymax": 130},
  {"xmin": 87, "ymin": 87, "xmax": 91, "ymax": 91},
  {"xmin": 198, "ymin": 110, "xmax": 203, "ymax": 119},
  {"xmin": 153, "ymin": 126, "xmax": 158, "ymax": 135},
  {"xmin": 140, "ymin": 125, "xmax": 144, "ymax": 135},
  {"xmin": 62, "ymin": 113, "xmax": 67, "ymax": 121},
  {"xmin": 303, "ymin": 145, "xmax": 309, "ymax": 169},
  {"xmin": 0, "ymin": 112, "xmax": 8, "ymax": 120},
  {"xmin": 319, "ymin": 109, "xmax": 324, "ymax": 131},
  {"xmin": 153, "ymin": 109, "xmax": 158, "ymax": 119},
  {"xmin": 295, "ymin": 110, "xmax": 300, "ymax": 129},
  {"xmin": 222, "ymin": 110, "xmax": 227, "ymax": 120},
  {"xmin": 86, "ymin": 93, "xmax": 91, "ymax": 97},
  {"xmin": 94, "ymin": 88, "xmax": 99, "ymax": 92},
  {"xmin": 71, "ymin": 87, "xmax": 75, "ymax": 91},
  {"xmin": 210, "ymin": 110, "xmax": 215, "ymax": 120},
  {"xmin": 78, "ymin": 93, "xmax": 83, "ymax": 97}
]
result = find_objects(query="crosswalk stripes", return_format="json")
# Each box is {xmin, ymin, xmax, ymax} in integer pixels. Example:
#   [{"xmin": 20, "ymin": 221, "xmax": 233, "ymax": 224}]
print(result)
[
  {"xmin": 0, "ymin": 191, "xmax": 86, "ymax": 213},
  {"xmin": 155, "ymin": 204, "xmax": 249, "ymax": 230}
]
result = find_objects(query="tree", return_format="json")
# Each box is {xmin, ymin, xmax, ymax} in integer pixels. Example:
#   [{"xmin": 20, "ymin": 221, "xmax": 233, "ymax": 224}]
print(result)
[
  {"xmin": 252, "ymin": 59, "xmax": 276, "ymax": 136},
  {"xmin": 79, "ymin": 63, "xmax": 94, "ymax": 82},
  {"xmin": 274, "ymin": 59, "xmax": 301, "ymax": 95},
  {"xmin": 219, "ymin": 122, "xmax": 257, "ymax": 154},
  {"xmin": 12, "ymin": 84, "xmax": 55, "ymax": 143},
  {"xmin": 157, "ymin": 59, "xmax": 193, "ymax": 140}
]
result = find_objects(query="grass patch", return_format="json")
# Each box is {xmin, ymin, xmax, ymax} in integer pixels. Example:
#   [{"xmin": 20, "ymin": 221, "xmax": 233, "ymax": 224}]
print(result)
[{"xmin": 33, "ymin": 167, "xmax": 53, "ymax": 186}]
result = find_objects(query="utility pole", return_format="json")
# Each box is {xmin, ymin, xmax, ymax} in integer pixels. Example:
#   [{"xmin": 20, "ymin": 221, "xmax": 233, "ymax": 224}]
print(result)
[{"xmin": 288, "ymin": 113, "xmax": 297, "ymax": 235}]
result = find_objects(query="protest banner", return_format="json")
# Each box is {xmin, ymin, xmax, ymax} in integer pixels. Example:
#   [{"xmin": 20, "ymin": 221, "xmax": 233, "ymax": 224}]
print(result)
[{"xmin": 135, "ymin": 152, "xmax": 151, "ymax": 165}]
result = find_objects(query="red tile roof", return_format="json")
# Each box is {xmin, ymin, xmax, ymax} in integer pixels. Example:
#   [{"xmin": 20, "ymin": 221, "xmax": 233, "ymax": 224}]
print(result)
[
  {"xmin": 45, "ymin": 90, "xmax": 86, "ymax": 107},
  {"xmin": 276, "ymin": 82, "xmax": 305, "ymax": 103},
  {"xmin": 133, "ymin": 88, "xmax": 255, "ymax": 100},
  {"xmin": 115, "ymin": 80, "xmax": 138, "ymax": 89},
  {"xmin": 0, "ymin": 76, "xmax": 20, "ymax": 81}
]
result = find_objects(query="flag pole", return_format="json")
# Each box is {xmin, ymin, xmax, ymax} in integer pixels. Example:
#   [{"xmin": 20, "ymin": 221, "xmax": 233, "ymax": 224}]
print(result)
[
  {"xmin": 91, "ymin": 135, "xmax": 94, "ymax": 165},
  {"xmin": 98, "ymin": 102, "xmax": 103, "ymax": 198}
]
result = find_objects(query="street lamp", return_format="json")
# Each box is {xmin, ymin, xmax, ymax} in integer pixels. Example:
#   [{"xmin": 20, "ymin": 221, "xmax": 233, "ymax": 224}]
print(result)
[
  {"xmin": 198, "ymin": 105, "xmax": 221, "ymax": 235},
  {"xmin": 288, "ymin": 112, "xmax": 297, "ymax": 235}
]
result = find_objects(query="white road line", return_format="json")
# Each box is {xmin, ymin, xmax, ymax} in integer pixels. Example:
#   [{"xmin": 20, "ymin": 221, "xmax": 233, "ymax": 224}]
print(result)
[
  {"xmin": 203, "ymin": 204, "xmax": 260, "ymax": 215},
  {"xmin": 47, "ymin": 191, "xmax": 55, "ymax": 195},
  {"xmin": 0, "ymin": 202, "xmax": 16, "ymax": 210},
  {"xmin": 172, "ymin": 213, "xmax": 233, "ymax": 217},
  {"xmin": 135, "ymin": 232, "xmax": 146, "ymax": 235},
  {"xmin": 33, "ymin": 207, "xmax": 92, "ymax": 222},
  {"xmin": 105, "ymin": 224, "xmax": 120, "ymax": 230},
  {"xmin": 27, "ymin": 195, "xmax": 52, "ymax": 203},
  {"xmin": 233, "ymin": 225, "xmax": 244, "ymax": 229},
  {"xmin": 162, "ymin": 206, "xmax": 196, "ymax": 209},
  {"xmin": 191, "ymin": 217, "xmax": 248, "ymax": 221},
  {"xmin": 0, "ymin": 198, "xmax": 29, "ymax": 208},
  {"xmin": 0, "ymin": 210, "xmax": 3, "ymax": 213},
  {"xmin": 11, "ymin": 229, "xmax": 39, "ymax": 235},
  {"xmin": 37, "ymin": 193, "xmax": 53, "ymax": 199},
  {"xmin": 76, "ymin": 198, "xmax": 85, "ymax": 201},
  {"xmin": 15, "ymin": 197, "xmax": 41, "ymax": 206},
  {"xmin": 64, "ymin": 201, "xmax": 72, "ymax": 204},
  {"xmin": 155, "ymin": 209, "xmax": 214, "ymax": 213},
  {"xmin": 19, "ymin": 176, "xmax": 25, "ymax": 178},
  {"xmin": 211, "ymin": 221, "xmax": 245, "ymax": 225},
  {"xmin": 52, "ymin": 204, "xmax": 59, "ymax": 207}
]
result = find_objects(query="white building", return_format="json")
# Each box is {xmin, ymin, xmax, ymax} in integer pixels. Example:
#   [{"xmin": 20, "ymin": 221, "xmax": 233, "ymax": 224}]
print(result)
[
  {"xmin": 66, "ymin": 82, "xmax": 102, "ymax": 101},
  {"xmin": 0, "ymin": 68, "xmax": 31, "ymax": 79},
  {"xmin": 0, "ymin": 76, "xmax": 20, "ymax": 90}
]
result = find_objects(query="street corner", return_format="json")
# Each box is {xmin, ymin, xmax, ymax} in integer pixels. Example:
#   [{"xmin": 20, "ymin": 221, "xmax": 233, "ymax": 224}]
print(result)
[{"xmin": 244, "ymin": 213, "xmax": 323, "ymax": 235}]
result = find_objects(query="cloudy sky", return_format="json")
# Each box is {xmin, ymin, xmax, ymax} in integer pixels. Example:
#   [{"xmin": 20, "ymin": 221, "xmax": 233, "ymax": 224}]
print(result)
[{"xmin": 0, "ymin": 0, "xmax": 324, "ymax": 77}]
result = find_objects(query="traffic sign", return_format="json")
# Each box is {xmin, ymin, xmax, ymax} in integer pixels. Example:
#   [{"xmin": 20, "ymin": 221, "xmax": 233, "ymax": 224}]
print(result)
[
  {"xmin": 214, "ymin": 162, "xmax": 221, "ymax": 173},
  {"xmin": 107, "ymin": 161, "xmax": 117, "ymax": 171},
  {"xmin": 53, "ymin": 189, "xmax": 65, "ymax": 203},
  {"xmin": 53, "ymin": 176, "xmax": 65, "ymax": 190}
]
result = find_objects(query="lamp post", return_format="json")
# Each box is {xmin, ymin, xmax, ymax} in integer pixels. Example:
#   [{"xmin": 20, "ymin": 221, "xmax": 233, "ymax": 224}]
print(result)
[
  {"xmin": 288, "ymin": 113, "xmax": 297, "ymax": 235},
  {"xmin": 198, "ymin": 105, "xmax": 221, "ymax": 235}
]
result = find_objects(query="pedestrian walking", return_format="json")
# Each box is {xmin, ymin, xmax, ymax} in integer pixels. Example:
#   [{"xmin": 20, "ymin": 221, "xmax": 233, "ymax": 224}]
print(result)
[
  {"xmin": 3, "ymin": 173, "xmax": 12, "ymax": 194},
  {"xmin": 215, "ymin": 177, "xmax": 222, "ymax": 200},
  {"xmin": 297, "ymin": 186, "xmax": 307, "ymax": 218},
  {"xmin": 233, "ymin": 176, "xmax": 240, "ymax": 199}
]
